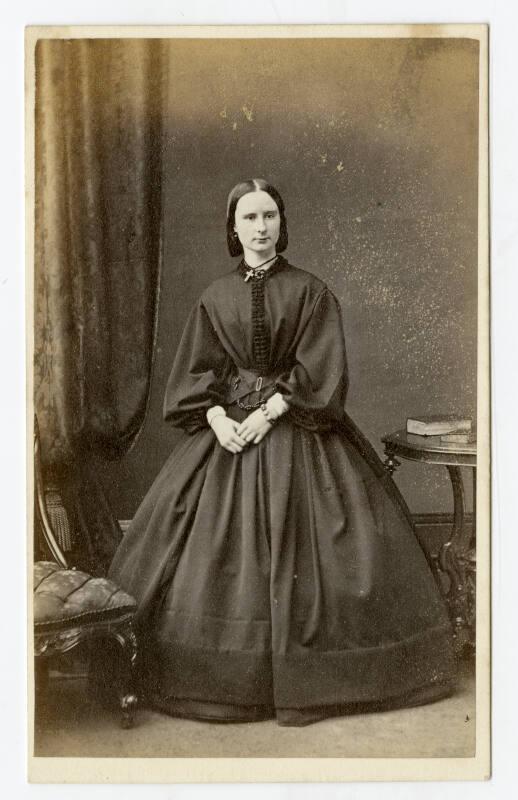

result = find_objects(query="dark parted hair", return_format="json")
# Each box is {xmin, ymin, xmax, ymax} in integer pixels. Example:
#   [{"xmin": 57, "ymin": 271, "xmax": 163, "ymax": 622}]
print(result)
[{"xmin": 226, "ymin": 178, "xmax": 288, "ymax": 257}]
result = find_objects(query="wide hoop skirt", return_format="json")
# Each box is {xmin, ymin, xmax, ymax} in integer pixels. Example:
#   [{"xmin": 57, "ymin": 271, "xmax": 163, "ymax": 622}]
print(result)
[{"xmin": 108, "ymin": 407, "xmax": 457, "ymax": 725}]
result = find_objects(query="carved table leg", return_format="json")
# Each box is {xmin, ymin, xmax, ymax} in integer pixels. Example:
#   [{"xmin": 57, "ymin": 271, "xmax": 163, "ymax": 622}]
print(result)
[
  {"xmin": 382, "ymin": 442, "xmax": 440, "ymax": 579},
  {"xmin": 439, "ymin": 466, "xmax": 476, "ymax": 650},
  {"xmin": 383, "ymin": 443, "xmax": 401, "ymax": 476},
  {"xmin": 467, "ymin": 469, "xmax": 477, "ymax": 638}
]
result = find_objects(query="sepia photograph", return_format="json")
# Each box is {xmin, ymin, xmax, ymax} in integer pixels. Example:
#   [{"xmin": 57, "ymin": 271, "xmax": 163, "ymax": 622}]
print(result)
[{"xmin": 27, "ymin": 24, "xmax": 489, "ymax": 782}]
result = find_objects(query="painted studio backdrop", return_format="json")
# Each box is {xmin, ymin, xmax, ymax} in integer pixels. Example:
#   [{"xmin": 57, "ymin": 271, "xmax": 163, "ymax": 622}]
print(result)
[{"xmin": 35, "ymin": 37, "xmax": 478, "ymax": 548}]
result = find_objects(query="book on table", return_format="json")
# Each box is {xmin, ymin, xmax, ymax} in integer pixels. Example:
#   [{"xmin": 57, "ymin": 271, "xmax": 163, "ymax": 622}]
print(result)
[{"xmin": 406, "ymin": 415, "xmax": 473, "ymax": 436}]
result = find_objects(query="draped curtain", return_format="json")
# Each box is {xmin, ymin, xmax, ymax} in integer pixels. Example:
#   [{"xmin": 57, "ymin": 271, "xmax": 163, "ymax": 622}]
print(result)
[{"xmin": 34, "ymin": 39, "xmax": 164, "ymax": 574}]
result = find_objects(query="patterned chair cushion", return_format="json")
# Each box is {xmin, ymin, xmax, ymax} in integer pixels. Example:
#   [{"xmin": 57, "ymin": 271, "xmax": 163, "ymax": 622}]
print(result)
[{"xmin": 34, "ymin": 561, "xmax": 137, "ymax": 631}]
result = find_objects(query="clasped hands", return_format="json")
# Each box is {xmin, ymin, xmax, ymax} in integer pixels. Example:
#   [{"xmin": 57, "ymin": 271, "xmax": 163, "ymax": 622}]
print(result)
[{"xmin": 211, "ymin": 409, "xmax": 272, "ymax": 454}]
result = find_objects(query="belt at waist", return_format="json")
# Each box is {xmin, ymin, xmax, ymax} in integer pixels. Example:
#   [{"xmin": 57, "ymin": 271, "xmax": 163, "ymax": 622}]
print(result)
[{"xmin": 226, "ymin": 365, "xmax": 282, "ymax": 406}]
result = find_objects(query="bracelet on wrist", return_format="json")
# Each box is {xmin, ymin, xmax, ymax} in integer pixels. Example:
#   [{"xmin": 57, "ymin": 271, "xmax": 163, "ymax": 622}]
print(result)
[
  {"xmin": 260, "ymin": 403, "xmax": 276, "ymax": 424},
  {"xmin": 266, "ymin": 392, "xmax": 289, "ymax": 419}
]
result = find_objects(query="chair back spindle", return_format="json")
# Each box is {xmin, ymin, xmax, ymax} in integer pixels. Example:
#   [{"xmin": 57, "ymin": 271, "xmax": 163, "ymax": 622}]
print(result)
[{"xmin": 34, "ymin": 417, "xmax": 69, "ymax": 570}]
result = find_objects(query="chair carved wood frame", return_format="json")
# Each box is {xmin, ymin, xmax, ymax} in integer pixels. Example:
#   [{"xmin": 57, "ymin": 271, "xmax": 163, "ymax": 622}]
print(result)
[{"xmin": 33, "ymin": 419, "xmax": 139, "ymax": 729}]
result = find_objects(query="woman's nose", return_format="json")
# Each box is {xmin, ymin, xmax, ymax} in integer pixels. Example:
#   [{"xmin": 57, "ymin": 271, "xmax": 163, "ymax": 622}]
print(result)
[{"xmin": 256, "ymin": 217, "xmax": 267, "ymax": 232}]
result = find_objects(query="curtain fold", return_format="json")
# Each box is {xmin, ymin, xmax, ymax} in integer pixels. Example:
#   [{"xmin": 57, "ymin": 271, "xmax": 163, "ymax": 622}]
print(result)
[{"xmin": 34, "ymin": 39, "xmax": 164, "ymax": 574}]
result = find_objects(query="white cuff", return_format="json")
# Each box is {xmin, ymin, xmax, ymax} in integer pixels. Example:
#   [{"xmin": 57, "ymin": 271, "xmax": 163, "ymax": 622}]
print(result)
[
  {"xmin": 206, "ymin": 406, "xmax": 226, "ymax": 426},
  {"xmin": 266, "ymin": 393, "xmax": 289, "ymax": 420}
]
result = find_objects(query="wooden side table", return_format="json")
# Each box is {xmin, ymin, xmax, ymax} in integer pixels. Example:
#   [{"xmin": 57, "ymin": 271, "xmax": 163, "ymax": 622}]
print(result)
[{"xmin": 381, "ymin": 429, "xmax": 477, "ymax": 650}]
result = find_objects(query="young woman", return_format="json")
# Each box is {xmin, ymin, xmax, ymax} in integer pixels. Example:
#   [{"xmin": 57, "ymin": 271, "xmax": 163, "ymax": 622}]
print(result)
[{"xmin": 108, "ymin": 178, "xmax": 457, "ymax": 726}]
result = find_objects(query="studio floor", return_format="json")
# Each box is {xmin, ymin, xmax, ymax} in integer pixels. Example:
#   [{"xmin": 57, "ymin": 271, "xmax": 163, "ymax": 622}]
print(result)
[{"xmin": 33, "ymin": 655, "xmax": 475, "ymax": 759}]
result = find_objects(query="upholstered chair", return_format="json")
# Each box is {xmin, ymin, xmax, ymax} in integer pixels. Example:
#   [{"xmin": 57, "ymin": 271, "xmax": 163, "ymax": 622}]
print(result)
[{"xmin": 33, "ymin": 419, "xmax": 139, "ymax": 728}]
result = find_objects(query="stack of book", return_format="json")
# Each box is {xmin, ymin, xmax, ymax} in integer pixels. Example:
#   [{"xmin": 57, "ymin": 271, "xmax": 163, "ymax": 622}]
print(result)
[{"xmin": 406, "ymin": 415, "xmax": 476, "ymax": 444}]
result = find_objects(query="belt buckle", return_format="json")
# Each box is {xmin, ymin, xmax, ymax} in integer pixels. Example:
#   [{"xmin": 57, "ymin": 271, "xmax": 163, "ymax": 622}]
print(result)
[{"xmin": 255, "ymin": 376, "xmax": 263, "ymax": 391}]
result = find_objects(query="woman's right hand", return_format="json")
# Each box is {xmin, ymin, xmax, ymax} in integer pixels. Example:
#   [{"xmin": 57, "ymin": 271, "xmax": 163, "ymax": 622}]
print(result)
[{"xmin": 210, "ymin": 416, "xmax": 248, "ymax": 454}]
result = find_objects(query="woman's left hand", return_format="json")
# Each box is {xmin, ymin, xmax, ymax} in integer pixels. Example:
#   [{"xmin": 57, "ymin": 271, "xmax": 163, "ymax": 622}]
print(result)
[{"xmin": 236, "ymin": 409, "xmax": 273, "ymax": 445}]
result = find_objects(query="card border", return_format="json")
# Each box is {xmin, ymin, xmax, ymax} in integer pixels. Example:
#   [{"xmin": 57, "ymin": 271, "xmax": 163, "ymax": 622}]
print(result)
[{"xmin": 25, "ymin": 22, "xmax": 490, "ymax": 784}]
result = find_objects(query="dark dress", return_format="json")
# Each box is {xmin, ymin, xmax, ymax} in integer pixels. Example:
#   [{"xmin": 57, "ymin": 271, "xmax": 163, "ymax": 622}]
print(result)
[{"xmin": 108, "ymin": 256, "xmax": 457, "ymax": 726}]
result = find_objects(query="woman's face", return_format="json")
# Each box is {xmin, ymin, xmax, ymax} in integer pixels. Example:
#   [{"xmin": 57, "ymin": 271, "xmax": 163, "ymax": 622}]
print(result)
[{"xmin": 233, "ymin": 190, "xmax": 281, "ymax": 259}]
